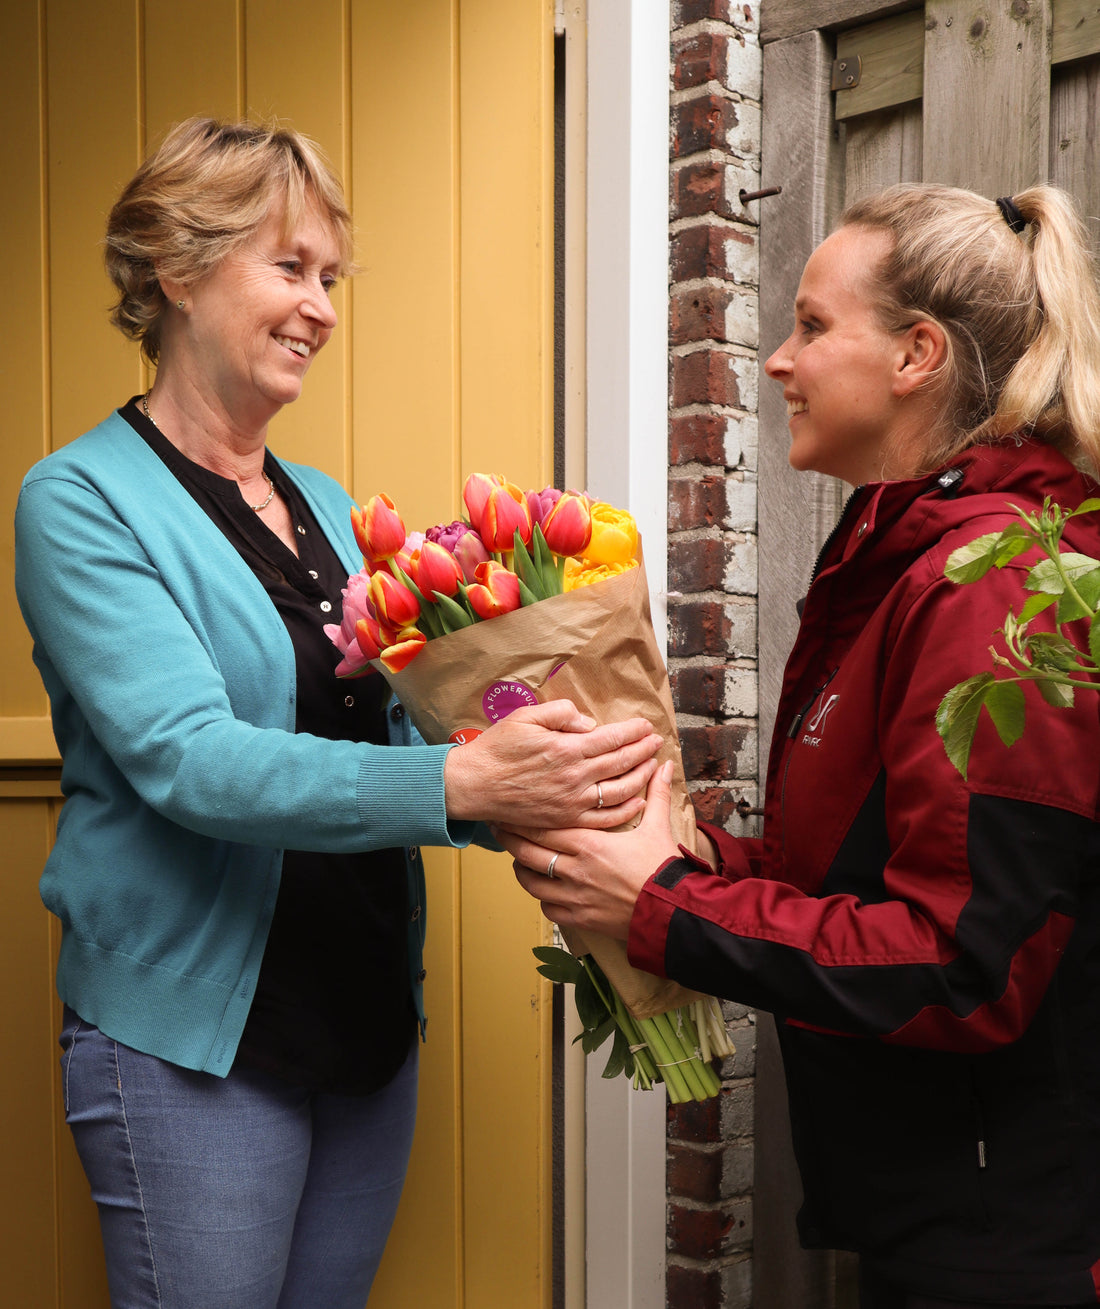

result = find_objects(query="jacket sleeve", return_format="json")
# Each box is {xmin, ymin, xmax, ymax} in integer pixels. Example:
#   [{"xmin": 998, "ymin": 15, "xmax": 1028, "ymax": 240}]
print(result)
[
  {"xmin": 15, "ymin": 467, "xmax": 470, "ymax": 855},
  {"xmin": 630, "ymin": 561, "xmax": 1099, "ymax": 1052}
]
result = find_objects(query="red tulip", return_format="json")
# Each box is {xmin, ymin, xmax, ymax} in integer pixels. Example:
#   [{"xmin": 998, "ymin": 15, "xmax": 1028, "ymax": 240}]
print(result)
[
  {"xmin": 413, "ymin": 540, "xmax": 464, "ymax": 600},
  {"xmin": 467, "ymin": 560, "xmax": 522, "ymax": 619},
  {"xmin": 480, "ymin": 483, "xmax": 533, "ymax": 553},
  {"xmin": 379, "ymin": 628, "xmax": 427, "ymax": 673},
  {"xmin": 540, "ymin": 491, "xmax": 592, "ymax": 557},
  {"xmin": 351, "ymin": 494, "xmax": 406, "ymax": 565},
  {"xmin": 369, "ymin": 569, "xmax": 422, "ymax": 632},
  {"xmin": 462, "ymin": 473, "xmax": 506, "ymax": 532}
]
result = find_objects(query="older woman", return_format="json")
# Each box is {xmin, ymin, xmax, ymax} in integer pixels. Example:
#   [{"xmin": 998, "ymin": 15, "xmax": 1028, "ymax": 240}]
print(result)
[
  {"xmin": 15, "ymin": 117, "xmax": 659, "ymax": 1309},
  {"xmin": 501, "ymin": 184, "xmax": 1100, "ymax": 1308}
]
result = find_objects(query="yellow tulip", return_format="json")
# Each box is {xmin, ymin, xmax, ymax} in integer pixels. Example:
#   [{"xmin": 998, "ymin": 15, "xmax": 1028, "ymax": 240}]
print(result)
[
  {"xmin": 563, "ymin": 558, "xmax": 638, "ymax": 591},
  {"xmin": 584, "ymin": 503, "xmax": 638, "ymax": 566}
]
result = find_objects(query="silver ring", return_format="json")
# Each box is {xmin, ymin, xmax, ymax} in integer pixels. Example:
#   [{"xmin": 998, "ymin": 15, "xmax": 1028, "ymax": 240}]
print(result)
[
  {"xmin": 595, "ymin": 781, "xmax": 604, "ymax": 809},
  {"xmin": 546, "ymin": 853, "xmax": 559, "ymax": 878}
]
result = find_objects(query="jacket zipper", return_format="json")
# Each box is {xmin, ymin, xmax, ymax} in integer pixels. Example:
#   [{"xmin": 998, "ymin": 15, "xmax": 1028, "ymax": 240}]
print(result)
[
  {"xmin": 809, "ymin": 485, "xmax": 866, "ymax": 586},
  {"xmin": 780, "ymin": 667, "xmax": 839, "ymax": 862}
]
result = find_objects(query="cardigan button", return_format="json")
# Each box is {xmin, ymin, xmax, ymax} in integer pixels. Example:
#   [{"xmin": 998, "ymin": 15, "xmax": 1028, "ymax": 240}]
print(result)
[
  {"xmin": 408, "ymin": 846, "xmax": 419, "ymax": 861},
  {"xmin": 411, "ymin": 905, "xmax": 422, "ymax": 922},
  {"xmin": 319, "ymin": 600, "xmax": 332, "ymax": 613},
  {"xmin": 344, "ymin": 695, "xmax": 355, "ymax": 708},
  {"xmin": 416, "ymin": 969, "xmax": 427, "ymax": 983},
  {"xmin": 391, "ymin": 704, "xmax": 405, "ymax": 720}
]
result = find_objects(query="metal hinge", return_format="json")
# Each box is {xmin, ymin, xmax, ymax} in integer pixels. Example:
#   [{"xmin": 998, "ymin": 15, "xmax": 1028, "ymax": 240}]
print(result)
[{"xmin": 831, "ymin": 54, "xmax": 862, "ymax": 91}]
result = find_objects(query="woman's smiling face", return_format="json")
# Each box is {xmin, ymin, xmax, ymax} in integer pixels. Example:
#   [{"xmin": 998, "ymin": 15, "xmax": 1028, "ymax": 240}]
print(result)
[
  {"xmin": 765, "ymin": 225, "xmax": 918, "ymax": 486},
  {"xmin": 181, "ymin": 200, "xmax": 341, "ymax": 426}
]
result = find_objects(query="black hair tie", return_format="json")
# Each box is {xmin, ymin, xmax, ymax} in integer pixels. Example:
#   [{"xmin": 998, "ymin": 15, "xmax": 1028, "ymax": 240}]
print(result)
[{"xmin": 996, "ymin": 196, "xmax": 1027, "ymax": 234}]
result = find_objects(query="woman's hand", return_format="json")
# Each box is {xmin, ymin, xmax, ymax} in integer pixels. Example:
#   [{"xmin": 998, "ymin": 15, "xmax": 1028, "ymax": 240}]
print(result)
[
  {"xmin": 495, "ymin": 760, "xmax": 679, "ymax": 940},
  {"xmin": 443, "ymin": 699, "xmax": 662, "ymax": 830}
]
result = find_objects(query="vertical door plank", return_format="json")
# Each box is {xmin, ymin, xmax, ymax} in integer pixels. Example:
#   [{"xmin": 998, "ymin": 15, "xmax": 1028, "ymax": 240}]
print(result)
[
  {"xmin": 2, "ymin": 0, "xmax": 48, "ymax": 720},
  {"xmin": 350, "ymin": 3, "xmax": 466, "ymax": 1305},
  {"xmin": 1050, "ymin": 58, "xmax": 1100, "ymax": 253},
  {"xmin": 757, "ymin": 30, "xmax": 845, "ymax": 1309},
  {"xmin": 3, "ymin": 801, "xmax": 61, "ymax": 1309},
  {"xmin": 923, "ymin": 0, "xmax": 1052, "ymax": 191},
  {"xmin": 843, "ymin": 100, "xmax": 924, "ymax": 201},
  {"xmin": 45, "ymin": 1, "xmax": 143, "ymax": 446},
  {"xmin": 457, "ymin": 0, "xmax": 555, "ymax": 1303},
  {"xmin": 144, "ymin": 0, "xmax": 241, "ymax": 138},
  {"xmin": 245, "ymin": 0, "xmax": 351, "ymax": 486}
]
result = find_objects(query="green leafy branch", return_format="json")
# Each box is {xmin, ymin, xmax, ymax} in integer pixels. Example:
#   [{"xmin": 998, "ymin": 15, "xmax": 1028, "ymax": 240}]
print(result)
[
  {"xmin": 936, "ymin": 496, "xmax": 1100, "ymax": 777},
  {"xmin": 532, "ymin": 945, "xmax": 735, "ymax": 1102}
]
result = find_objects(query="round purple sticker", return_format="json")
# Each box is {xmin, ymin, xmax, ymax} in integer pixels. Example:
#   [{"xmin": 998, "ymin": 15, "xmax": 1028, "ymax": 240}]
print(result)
[{"xmin": 482, "ymin": 679, "xmax": 539, "ymax": 722}]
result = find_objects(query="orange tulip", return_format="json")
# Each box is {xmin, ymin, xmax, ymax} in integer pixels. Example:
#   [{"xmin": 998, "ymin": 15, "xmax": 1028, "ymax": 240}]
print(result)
[
  {"xmin": 369, "ymin": 569, "xmax": 422, "ymax": 632},
  {"xmin": 462, "ymin": 472, "xmax": 506, "ymax": 532},
  {"xmin": 541, "ymin": 491, "xmax": 592, "ymax": 557},
  {"xmin": 351, "ymin": 493, "xmax": 406, "ymax": 565},
  {"xmin": 480, "ymin": 483, "xmax": 533, "ymax": 553},
  {"xmin": 467, "ymin": 560, "xmax": 522, "ymax": 619},
  {"xmin": 379, "ymin": 628, "xmax": 427, "ymax": 673}
]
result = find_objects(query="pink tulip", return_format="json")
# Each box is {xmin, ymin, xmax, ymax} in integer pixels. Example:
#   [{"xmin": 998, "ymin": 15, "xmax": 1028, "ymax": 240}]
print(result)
[
  {"xmin": 452, "ymin": 528, "xmax": 491, "ymax": 582},
  {"xmin": 467, "ymin": 560, "xmax": 522, "ymax": 619},
  {"xmin": 541, "ymin": 491, "xmax": 592, "ymax": 557},
  {"xmin": 414, "ymin": 540, "xmax": 464, "ymax": 599},
  {"xmin": 480, "ymin": 483, "xmax": 533, "ymax": 553},
  {"xmin": 324, "ymin": 571, "xmax": 382, "ymax": 676},
  {"xmin": 351, "ymin": 494, "xmax": 406, "ymax": 566},
  {"xmin": 526, "ymin": 487, "xmax": 561, "ymax": 527},
  {"xmin": 426, "ymin": 520, "xmax": 470, "ymax": 552}
]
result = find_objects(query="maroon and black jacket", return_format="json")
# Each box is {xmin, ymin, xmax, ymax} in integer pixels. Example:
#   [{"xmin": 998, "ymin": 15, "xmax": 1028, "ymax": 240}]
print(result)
[{"xmin": 630, "ymin": 439, "xmax": 1100, "ymax": 1303}]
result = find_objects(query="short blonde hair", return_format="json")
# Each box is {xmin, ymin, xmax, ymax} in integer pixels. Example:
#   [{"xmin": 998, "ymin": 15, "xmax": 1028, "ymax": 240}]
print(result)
[
  {"xmin": 105, "ymin": 117, "xmax": 354, "ymax": 364},
  {"xmin": 841, "ymin": 183, "xmax": 1100, "ymax": 475}
]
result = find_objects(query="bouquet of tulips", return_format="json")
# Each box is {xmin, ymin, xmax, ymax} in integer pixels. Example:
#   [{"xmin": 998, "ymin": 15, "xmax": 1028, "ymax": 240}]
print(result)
[{"xmin": 325, "ymin": 473, "xmax": 735, "ymax": 1100}]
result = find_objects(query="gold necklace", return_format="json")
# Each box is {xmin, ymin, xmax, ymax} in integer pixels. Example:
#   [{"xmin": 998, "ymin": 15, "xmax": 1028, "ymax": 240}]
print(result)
[{"xmin": 141, "ymin": 392, "xmax": 276, "ymax": 512}]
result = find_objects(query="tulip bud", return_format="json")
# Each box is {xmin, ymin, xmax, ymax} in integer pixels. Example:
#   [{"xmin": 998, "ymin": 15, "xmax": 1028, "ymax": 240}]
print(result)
[
  {"xmin": 541, "ymin": 491, "xmax": 592, "ymax": 557},
  {"xmin": 416, "ymin": 540, "xmax": 464, "ymax": 599},
  {"xmin": 379, "ymin": 628, "xmax": 427, "ymax": 673},
  {"xmin": 526, "ymin": 486, "xmax": 561, "ymax": 527},
  {"xmin": 369, "ymin": 569, "xmax": 422, "ymax": 632},
  {"xmin": 452, "ymin": 529, "xmax": 491, "ymax": 582},
  {"xmin": 462, "ymin": 473, "xmax": 506, "ymax": 533},
  {"xmin": 351, "ymin": 493, "xmax": 407, "ymax": 566},
  {"xmin": 467, "ymin": 560, "xmax": 522, "ymax": 619},
  {"xmin": 480, "ymin": 483, "xmax": 533, "ymax": 553}
]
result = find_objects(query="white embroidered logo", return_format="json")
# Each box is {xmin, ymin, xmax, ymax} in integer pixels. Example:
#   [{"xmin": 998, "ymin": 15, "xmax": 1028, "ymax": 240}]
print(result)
[{"xmin": 802, "ymin": 693, "xmax": 839, "ymax": 747}]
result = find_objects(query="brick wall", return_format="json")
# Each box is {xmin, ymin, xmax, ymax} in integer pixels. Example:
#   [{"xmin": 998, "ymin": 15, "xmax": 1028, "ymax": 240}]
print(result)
[{"xmin": 667, "ymin": 2, "xmax": 762, "ymax": 1305}]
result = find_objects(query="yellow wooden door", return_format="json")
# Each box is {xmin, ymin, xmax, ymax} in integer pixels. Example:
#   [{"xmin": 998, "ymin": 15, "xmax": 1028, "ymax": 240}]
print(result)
[{"xmin": 2, "ymin": 3, "xmax": 555, "ymax": 1306}]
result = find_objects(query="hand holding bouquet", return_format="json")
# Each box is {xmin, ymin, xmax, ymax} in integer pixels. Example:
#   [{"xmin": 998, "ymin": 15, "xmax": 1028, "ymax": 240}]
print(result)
[{"xmin": 325, "ymin": 474, "xmax": 735, "ymax": 1100}]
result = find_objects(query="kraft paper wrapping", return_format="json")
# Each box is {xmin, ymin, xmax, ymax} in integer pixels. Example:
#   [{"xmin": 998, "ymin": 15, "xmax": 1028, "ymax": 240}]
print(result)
[{"xmin": 378, "ymin": 556, "xmax": 707, "ymax": 1020}]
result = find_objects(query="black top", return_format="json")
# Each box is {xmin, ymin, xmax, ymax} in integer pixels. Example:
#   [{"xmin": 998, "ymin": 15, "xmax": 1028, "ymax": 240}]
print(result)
[{"xmin": 120, "ymin": 399, "xmax": 416, "ymax": 1094}]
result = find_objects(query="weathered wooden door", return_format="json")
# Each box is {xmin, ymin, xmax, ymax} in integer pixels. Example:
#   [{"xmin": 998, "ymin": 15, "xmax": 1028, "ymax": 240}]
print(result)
[
  {"xmin": 2, "ymin": 3, "xmax": 556, "ymax": 1306},
  {"xmin": 756, "ymin": 2, "xmax": 1100, "ymax": 1304}
]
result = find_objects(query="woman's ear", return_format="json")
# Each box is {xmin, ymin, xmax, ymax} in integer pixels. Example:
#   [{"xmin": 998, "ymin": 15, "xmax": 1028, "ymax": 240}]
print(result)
[
  {"xmin": 155, "ymin": 266, "xmax": 187, "ymax": 308},
  {"xmin": 893, "ymin": 319, "xmax": 947, "ymax": 398}
]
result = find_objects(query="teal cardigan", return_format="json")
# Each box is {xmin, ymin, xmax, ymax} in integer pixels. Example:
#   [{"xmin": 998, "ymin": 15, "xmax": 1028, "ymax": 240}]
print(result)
[{"xmin": 15, "ymin": 411, "xmax": 475, "ymax": 1075}]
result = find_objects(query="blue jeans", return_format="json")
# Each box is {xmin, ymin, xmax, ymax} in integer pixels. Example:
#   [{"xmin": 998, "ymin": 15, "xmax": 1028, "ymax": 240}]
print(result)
[{"xmin": 60, "ymin": 1007, "xmax": 418, "ymax": 1308}]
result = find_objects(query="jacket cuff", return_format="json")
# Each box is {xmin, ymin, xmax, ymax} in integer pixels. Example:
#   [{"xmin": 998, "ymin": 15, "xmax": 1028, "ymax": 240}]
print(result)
[{"xmin": 626, "ymin": 855, "xmax": 691, "ymax": 978}]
